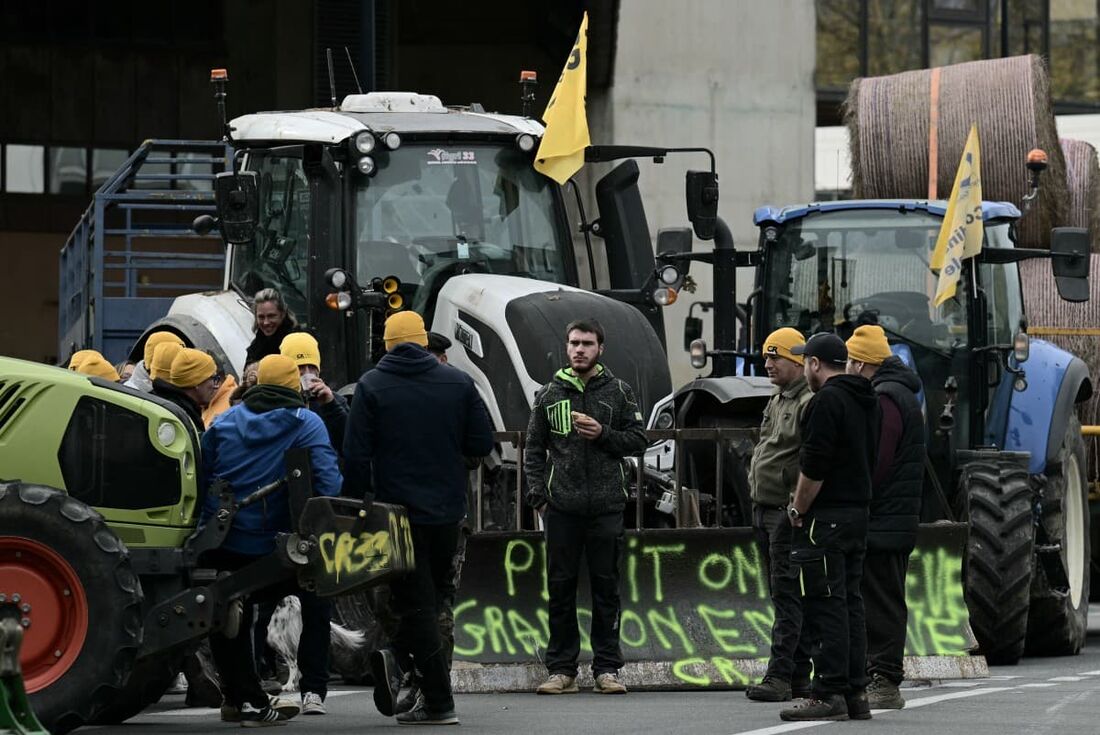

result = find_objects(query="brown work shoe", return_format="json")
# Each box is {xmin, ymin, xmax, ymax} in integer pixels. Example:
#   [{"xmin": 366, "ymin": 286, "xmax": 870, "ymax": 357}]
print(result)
[
  {"xmin": 536, "ymin": 674, "xmax": 579, "ymax": 695},
  {"xmin": 746, "ymin": 676, "xmax": 792, "ymax": 702},
  {"xmin": 780, "ymin": 694, "xmax": 849, "ymax": 721},
  {"xmin": 866, "ymin": 674, "xmax": 905, "ymax": 709},
  {"xmin": 593, "ymin": 672, "xmax": 627, "ymax": 694}
]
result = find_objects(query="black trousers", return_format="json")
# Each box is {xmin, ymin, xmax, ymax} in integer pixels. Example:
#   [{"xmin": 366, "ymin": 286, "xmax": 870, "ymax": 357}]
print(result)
[
  {"xmin": 544, "ymin": 508, "xmax": 625, "ymax": 677},
  {"xmin": 862, "ymin": 549, "xmax": 910, "ymax": 685},
  {"xmin": 389, "ymin": 522, "xmax": 461, "ymax": 713},
  {"xmin": 791, "ymin": 509, "xmax": 869, "ymax": 699},
  {"xmin": 752, "ymin": 506, "xmax": 813, "ymax": 684},
  {"xmin": 202, "ymin": 548, "xmax": 304, "ymax": 709}
]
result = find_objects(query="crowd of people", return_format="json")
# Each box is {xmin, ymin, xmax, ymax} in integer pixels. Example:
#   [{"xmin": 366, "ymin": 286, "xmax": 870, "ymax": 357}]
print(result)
[{"xmin": 60, "ymin": 288, "xmax": 926, "ymax": 726}]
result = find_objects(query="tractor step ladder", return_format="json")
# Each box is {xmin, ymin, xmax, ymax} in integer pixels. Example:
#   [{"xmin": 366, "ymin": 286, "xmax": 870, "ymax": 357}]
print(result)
[{"xmin": 0, "ymin": 608, "xmax": 47, "ymax": 735}]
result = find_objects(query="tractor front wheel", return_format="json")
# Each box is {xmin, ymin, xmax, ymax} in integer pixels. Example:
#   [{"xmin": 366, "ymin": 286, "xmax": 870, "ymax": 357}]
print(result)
[
  {"xmin": 0, "ymin": 482, "xmax": 143, "ymax": 734},
  {"xmin": 958, "ymin": 455, "xmax": 1035, "ymax": 665}
]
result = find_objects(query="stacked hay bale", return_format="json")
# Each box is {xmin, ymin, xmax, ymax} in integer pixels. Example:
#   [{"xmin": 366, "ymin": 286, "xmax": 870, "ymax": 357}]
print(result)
[
  {"xmin": 846, "ymin": 55, "xmax": 1066, "ymax": 247},
  {"xmin": 1059, "ymin": 138, "xmax": 1100, "ymax": 252}
]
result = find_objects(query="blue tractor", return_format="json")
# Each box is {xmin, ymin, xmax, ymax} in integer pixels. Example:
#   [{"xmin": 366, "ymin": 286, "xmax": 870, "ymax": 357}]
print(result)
[{"xmin": 676, "ymin": 195, "xmax": 1093, "ymax": 665}]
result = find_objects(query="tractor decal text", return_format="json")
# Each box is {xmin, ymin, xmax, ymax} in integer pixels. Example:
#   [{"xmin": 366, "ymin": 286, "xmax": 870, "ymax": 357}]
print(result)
[{"xmin": 318, "ymin": 530, "xmax": 392, "ymax": 583}]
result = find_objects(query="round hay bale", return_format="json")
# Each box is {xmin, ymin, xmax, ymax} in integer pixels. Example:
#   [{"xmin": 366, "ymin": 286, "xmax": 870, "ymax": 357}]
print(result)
[
  {"xmin": 847, "ymin": 55, "xmax": 1066, "ymax": 247},
  {"xmin": 1059, "ymin": 138, "xmax": 1100, "ymax": 252}
]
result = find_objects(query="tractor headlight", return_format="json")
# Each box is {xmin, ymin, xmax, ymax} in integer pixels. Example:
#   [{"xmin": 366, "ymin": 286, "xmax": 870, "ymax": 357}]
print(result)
[
  {"xmin": 383, "ymin": 132, "xmax": 402, "ymax": 150},
  {"xmin": 326, "ymin": 268, "xmax": 350, "ymax": 290},
  {"xmin": 658, "ymin": 265, "xmax": 681, "ymax": 286},
  {"xmin": 653, "ymin": 287, "xmax": 677, "ymax": 306},
  {"xmin": 689, "ymin": 338, "xmax": 708, "ymax": 370},
  {"xmin": 654, "ymin": 408, "xmax": 674, "ymax": 430},
  {"xmin": 357, "ymin": 156, "xmax": 376, "ymax": 175},
  {"xmin": 156, "ymin": 421, "xmax": 177, "ymax": 447},
  {"xmin": 516, "ymin": 133, "xmax": 536, "ymax": 152},
  {"xmin": 325, "ymin": 292, "xmax": 353, "ymax": 310},
  {"xmin": 354, "ymin": 131, "xmax": 376, "ymax": 154}
]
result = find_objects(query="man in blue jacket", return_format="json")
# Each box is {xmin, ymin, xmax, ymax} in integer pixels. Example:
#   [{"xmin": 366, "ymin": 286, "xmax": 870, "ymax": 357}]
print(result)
[
  {"xmin": 344, "ymin": 311, "xmax": 493, "ymax": 726},
  {"xmin": 200, "ymin": 354, "xmax": 342, "ymax": 727}
]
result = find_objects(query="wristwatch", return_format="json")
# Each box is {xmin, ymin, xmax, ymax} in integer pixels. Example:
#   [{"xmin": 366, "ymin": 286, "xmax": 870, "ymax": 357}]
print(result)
[{"xmin": 787, "ymin": 505, "xmax": 802, "ymax": 522}]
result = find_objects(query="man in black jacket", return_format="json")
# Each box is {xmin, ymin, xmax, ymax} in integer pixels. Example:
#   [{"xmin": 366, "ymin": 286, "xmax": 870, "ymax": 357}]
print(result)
[
  {"xmin": 343, "ymin": 311, "xmax": 493, "ymax": 726},
  {"xmin": 525, "ymin": 319, "xmax": 648, "ymax": 696},
  {"xmin": 846, "ymin": 325, "xmax": 925, "ymax": 709},
  {"xmin": 152, "ymin": 348, "xmax": 220, "ymax": 433},
  {"xmin": 781, "ymin": 333, "xmax": 879, "ymax": 722}
]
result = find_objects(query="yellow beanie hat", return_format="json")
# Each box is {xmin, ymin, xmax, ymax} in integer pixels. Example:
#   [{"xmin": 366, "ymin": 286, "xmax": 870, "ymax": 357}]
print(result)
[
  {"xmin": 280, "ymin": 332, "xmax": 321, "ymax": 369},
  {"xmin": 257, "ymin": 354, "xmax": 301, "ymax": 391},
  {"xmin": 846, "ymin": 325, "xmax": 892, "ymax": 365},
  {"xmin": 763, "ymin": 327, "xmax": 806, "ymax": 366},
  {"xmin": 144, "ymin": 331, "xmax": 185, "ymax": 368},
  {"xmin": 67, "ymin": 349, "xmax": 97, "ymax": 371},
  {"xmin": 74, "ymin": 352, "xmax": 120, "ymax": 381},
  {"xmin": 383, "ymin": 311, "xmax": 428, "ymax": 351},
  {"xmin": 169, "ymin": 348, "xmax": 217, "ymax": 388},
  {"xmin": 150, "ymin": 342, "xmax": 183, "ymax": 382}
]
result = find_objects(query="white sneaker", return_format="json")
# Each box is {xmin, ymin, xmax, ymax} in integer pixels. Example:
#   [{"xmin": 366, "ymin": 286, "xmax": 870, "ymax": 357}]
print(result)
[
  {"xmin": 301, "ymin": 692, "xmax": 326, "ymax": 715},
  {"xmin": 166, "ymin": 672, "xmax": 188, "ymax": 695}
]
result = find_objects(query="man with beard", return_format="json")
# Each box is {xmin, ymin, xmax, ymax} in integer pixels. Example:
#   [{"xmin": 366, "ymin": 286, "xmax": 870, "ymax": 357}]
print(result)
[
  {"xmin": 845, "ymin": 325, "xmax": 925, "ymax": 709},
  {"xmin": 525, "ymin": 319, "xmax": 647, "ymax": 696},
  {"xmin": 781, "ymin": 332, "xmax": 879, "ymax": 722}
]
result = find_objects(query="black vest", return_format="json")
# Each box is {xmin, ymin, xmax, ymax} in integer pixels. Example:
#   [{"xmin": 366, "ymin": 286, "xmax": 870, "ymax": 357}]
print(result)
[{"xmin": 869, "ymin": 358, "xmax": 925, "ymax": 552}]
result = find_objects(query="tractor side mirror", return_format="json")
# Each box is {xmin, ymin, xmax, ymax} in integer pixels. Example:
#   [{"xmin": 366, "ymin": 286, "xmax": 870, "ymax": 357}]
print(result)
[
  {"xmin": 685, "ymin": 170, "xmax": 718, "ymax": 241},
  {"xmin": 683, "ymin": 315, "xmax": 703, "ymax": 351},
  {"xmin": 214, "ymin": 171, "xmax": 259, "ymax": 245},
  {"xmin": 1050, "ymin": 227, "xmax": 1090, "ymax": 303},
  {"xmin": 656, "ymin": 227, "xmax": 693, "ymax": 275}
]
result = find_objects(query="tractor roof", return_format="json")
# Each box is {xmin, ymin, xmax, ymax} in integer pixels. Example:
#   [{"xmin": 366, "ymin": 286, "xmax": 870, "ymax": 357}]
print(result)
[
  {"xmin": 753, "ymin": 199, "xmax": 1022, "ymax": 225},
  {"xmin": 231, "ymin": 92, "xmax": 544, "ymax": 145}
]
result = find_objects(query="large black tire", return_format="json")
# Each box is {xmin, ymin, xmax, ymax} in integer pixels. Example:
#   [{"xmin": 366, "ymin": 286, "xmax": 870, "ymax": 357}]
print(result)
[
  {"xmin": 1026, "ymin": 417, "xmax": 1091, "ymax": 656},
  {"xmin": 88, "ymin": 647, "xmax": 185, "ymax": 725},
  {"xmin": 958, "ymin": 457, "xmax": 1035, "ymax": 666},
  {"xmin": 0, "ymin": 482, "xmax": 143, "ymax": 734}
]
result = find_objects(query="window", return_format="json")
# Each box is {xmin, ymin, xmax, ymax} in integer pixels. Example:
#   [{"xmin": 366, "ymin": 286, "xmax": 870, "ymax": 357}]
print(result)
[
  {"xmin": 91, "ymin": 148, "xmax": 130, "ymax": 190},
  {"xmin": 49, "ymin": 146, "xmax": 88, "ymax": 195},
  {"xmin": 58, "ymin": 395, "xmax": 182, "ymax": 510},
  {"xmin": 5, "ymin": 144, "xmax": 44, "ymax": 193}
]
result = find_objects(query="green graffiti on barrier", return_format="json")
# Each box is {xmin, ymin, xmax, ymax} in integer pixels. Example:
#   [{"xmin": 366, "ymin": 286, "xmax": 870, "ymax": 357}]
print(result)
[{"xmin": 455, "ymin": 535, "xmax": 971, "ymax": 686}]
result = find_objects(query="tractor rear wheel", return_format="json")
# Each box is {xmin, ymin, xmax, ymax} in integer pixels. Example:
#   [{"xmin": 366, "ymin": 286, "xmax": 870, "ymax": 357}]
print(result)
[
  {"xmin": 958, "ymin": 456, "xmax": 1034, "ymax": 665},
  {"xmin": 1026, "ymin": 417, "xmax": 1091, "ymax": 656},
  {"xmin": 0, "ymin": 482, "xmax": 143, "ymax": 734}
]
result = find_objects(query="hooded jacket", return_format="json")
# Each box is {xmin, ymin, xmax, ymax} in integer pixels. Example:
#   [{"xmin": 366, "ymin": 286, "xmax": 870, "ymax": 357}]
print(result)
[
  {"xmin": 200, "ymin": 385, "xmax": 342, "ymax": 555},
  {"xmin": 343, "ymin": 343, "xmax": 493, "ymax": 525},
  {"xmin": 799, "ymin": 373, "xmax": 880, "ymax": 510},
  {"xmin": 868, "ymin": 356, "xmax": 925, "ymax": 551},
  {"xmin": 524, "ymin": 365, "xmax": 648, "ymax": 516}
]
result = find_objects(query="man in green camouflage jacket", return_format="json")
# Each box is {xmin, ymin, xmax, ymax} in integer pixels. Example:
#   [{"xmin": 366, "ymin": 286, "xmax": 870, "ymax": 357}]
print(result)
[{"xmin": 524, "ymin": 319, "xmax": 647, "ymax": 697}]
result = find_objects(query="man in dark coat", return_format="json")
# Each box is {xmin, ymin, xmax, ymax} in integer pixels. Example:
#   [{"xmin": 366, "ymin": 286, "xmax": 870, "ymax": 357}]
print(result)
[
  {"xmin": 781, "ymin": 333, "xmax": 880, "ymax": 722},
  {"xmin": 152, "ymin": 348, "xmax": 220, "ymax": 433},
  {"xmin": 524, "ymin": 319, "xmax": 648, "ymax": 696},
  {"xmin": 846, "ymin": 325, "xmax": 925, "ymax": 709},
  {"xmin": 343, "ymin": 311, "xmax": 493, "ymax": 726}
]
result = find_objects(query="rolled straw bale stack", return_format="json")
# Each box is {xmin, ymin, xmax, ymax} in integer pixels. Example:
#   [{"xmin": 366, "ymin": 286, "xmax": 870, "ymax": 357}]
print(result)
[
  {"xmin": 1059, "ymin": 138, "xmax": 1100, "ymax": 252},
  {"xmin": 846, "ymin": 55, "xmax": 1066, "ymax": 248},
  {"xmin": 1020, "ymin": 255, "xmax": 1100, "ymax": 431}
]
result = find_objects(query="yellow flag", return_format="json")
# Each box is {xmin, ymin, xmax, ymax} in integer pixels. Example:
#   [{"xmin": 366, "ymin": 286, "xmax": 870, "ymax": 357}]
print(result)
[
  {"xmin": 931, "ymin": 124, "xmax": 983, "ymax": 306},
  {"xmin": 534, "ymin": 13, "xmax": 589, "ymax": 185}
]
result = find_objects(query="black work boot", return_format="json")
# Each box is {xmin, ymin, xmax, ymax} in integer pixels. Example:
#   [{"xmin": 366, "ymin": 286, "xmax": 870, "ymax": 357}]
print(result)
[
  {"xmin": 779, "ymin": 694, "xmax": 849, "ymax": 721},
  {"xmin": 746, "ymin": 676, "xmax": 792, "ymax": 702},
  {"xmin": 846, "ymin": 688, "xmax": 872, "ymax": 720},
  {"xmin": 866, "ymin": 674, "xmax": 905, "ymax": 709},
  {"xmin": 792, "ymin": 678, "xmax": 813, "ymax": 699}
]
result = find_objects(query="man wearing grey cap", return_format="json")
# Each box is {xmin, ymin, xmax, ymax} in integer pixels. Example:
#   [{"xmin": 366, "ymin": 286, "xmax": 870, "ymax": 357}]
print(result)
[{"xmin": 780, "ymin": 333, "xmax": 880, "ymax": 723}]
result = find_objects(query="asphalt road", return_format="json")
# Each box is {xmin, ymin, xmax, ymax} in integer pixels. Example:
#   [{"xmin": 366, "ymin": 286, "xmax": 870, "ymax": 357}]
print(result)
[{"xmin": 83, "ymin": 609, "xmax": 1100, "ymax": 735}]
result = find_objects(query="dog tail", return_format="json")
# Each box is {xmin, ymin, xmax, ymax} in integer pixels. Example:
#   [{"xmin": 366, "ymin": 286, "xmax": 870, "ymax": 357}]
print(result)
[{"xmin": 330, "ymin": 621, "xmax": 367, "ymax": 651}]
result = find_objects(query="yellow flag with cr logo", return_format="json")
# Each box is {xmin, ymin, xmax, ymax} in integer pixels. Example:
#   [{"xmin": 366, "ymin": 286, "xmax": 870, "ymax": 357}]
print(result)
[
  {"xmin": 931, "ymin": 124, "xmax": 983, "ymax": 306},
  {"xmin": 534, "ymin": 13, "xmax": 589, "ymax": 185}
]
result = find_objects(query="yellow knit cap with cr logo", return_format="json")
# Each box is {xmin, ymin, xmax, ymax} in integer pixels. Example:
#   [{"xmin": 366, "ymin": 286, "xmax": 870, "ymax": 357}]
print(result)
[
  {"xmin": 383, "ymin": 311, "xmax": 429, "ymax": 351},
  {"xmin": 257, "ymin": 354, "xmax": 301, "ymax": 391},
  {"xmin": 280, "ymin": 332, "xmax": 321, "ymax": 369},
  {"xmin": 143, "ymin": 331, "xmax": 185, "ymax": 368},
  {"xmin": 846, "ymin": 324, "xmax": 892, "ymax": 365},
  {"xmin": 763, "ymin": 327, "xmax": 806, "ymax": 366}
]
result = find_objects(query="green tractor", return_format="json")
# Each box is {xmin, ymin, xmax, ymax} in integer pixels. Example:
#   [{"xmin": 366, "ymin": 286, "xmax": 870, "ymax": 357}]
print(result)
[{"xmin": 0, "ymin": 356, "xmax": 411, "ymax": 733}]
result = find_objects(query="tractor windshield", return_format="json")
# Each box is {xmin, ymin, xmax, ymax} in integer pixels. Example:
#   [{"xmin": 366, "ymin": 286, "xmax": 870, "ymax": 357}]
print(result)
[{"xmin": 353, "ymin": 142, "xmax": 573, "ymax": 318}]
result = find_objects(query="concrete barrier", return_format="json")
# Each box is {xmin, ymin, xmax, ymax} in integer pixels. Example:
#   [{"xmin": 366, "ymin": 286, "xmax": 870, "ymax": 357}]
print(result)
[{"xmin": 452, "ymin": 522, "xmax": 985, "ymax": 691}]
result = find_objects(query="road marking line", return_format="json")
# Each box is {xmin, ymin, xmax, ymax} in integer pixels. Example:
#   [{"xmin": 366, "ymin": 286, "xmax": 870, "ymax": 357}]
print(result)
[
  {"xmin": 1019, "ymin": 683, "xmax": 1059, "ymax": 688},
  {"xmin": 152, "ymin": 690, "xmax": 365, "ymax": 718},
  {"xmin": 903, "ymin": 687, "xmax": 1014, "ymax": 709},
  {"xmin": 987, "ymin": 675, "xmax": 1022, "ymax": 680},
  {"xmin": 1076, "ymin": 670, "xmax": 1100, "ymax": 676},
  {"xmin": 1048, "ymin": 676, "xmax": 1085, "ymax": 682},
  {"xmin": 939, "ymin": 681, "xmax": 983, "ymax": 687},
  {"xmin": 727, "ymin": 722, "xmax": 834, "ymax": 735}
]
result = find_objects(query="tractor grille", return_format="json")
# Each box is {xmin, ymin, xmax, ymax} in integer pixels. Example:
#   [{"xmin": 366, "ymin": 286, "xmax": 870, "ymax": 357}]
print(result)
[{"xmin": 0, "ymin": 380, "xmax": 27, "ymax": 436}]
